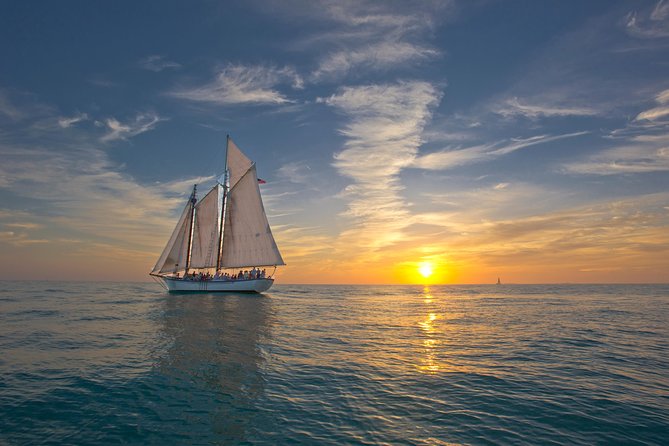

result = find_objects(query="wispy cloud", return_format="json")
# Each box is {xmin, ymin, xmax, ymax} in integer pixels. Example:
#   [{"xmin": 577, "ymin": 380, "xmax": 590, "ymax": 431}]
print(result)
[
  {"xmin": 635, "ymin": 88, "xmax": 669, "ymax": 121},
  {"xmin": 0, "ymin": 90, "xmax": 25, "ymax": 120},
  {"xmin": 564, "ymin": 144, "xmax": 669, "ymax": 175},
  {"xmin": 0, "ymin": 89, "xmax": 54, "ymax": 122},
  {"xmin": 0, "ymin": 230, "xmax": 49, "ymax": 247},
  {"xmin": 276, "ymin": 161, "xmax": 313, "ymax": 184},
  {"xmin": 407, "ymin": 191, "xmax": 669, "ymax": 282},
  {"xmin": 99, "ymin": 112, "xmax": 165, "ymax": 142},
  {"xmin": 491, "ymin": 97, "xmax": 598, "ymax": 119},
  {"xmin": 274, "ymin": 0, "xmax": 451, "ymax": 83},
  {"xmin": 322, "ymin": 81, "xmax": 440, "ymax": 250},
  {"xmin": 312, "ymin": 41, "xmax": 439, "ymax": 81},
  {"xmin": 625, "ymin": 0, "xmax": 669, "ymax": 39},
  {"xmin": 58, "ymin": 112, "xmax": 89, "ymax": 128},
  {"xmin": 168, "ymin": 64, "xmax": 302, "ymax": 105},
  {"xmin": 566, "ymin": 88, "xmax": 669, "ymax": 175},
  {"xmin": 0, "ymin": 141, "xmax": 209, "ymax": 265},
  {"xmin": 139, "ymin": 55, "xmax": 182, "ymax": 72},
  {"xmin": 412, "ymin": 131, "xmax": 589, "ymax": 170}
]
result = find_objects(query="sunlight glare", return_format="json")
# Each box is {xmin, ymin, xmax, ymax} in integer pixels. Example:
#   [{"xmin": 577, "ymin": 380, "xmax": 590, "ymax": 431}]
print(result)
[{"xmin": 418, "ymin": 262, "xmax": 433, "ymax": 278}]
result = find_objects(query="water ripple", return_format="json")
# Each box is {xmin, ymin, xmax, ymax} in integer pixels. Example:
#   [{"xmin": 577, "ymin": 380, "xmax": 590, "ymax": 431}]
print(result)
[{"xmin": 0, "ymin": 282, "xmax": 668, "ymax": 444}]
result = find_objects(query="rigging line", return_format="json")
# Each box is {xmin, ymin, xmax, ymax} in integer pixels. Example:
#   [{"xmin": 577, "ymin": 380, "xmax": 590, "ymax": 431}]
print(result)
[{"xmin": 150, "ymin": 274, "xmax": 168, "ymax": 291}]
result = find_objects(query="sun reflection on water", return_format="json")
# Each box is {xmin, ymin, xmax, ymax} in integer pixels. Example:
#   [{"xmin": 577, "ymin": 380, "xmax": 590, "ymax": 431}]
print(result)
[{"xmin": 418, "ymin": 286, "xmax": 441, "ymax": 374}]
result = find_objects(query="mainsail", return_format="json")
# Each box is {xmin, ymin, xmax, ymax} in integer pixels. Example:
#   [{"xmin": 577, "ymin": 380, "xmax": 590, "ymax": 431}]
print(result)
[
  {"xmin": 220, "ymin": 163, "xmax": 285, "ymax": 268},
  {"xmin": 152, "ymin": 137, "xmax": 284, "ymax": 276}
]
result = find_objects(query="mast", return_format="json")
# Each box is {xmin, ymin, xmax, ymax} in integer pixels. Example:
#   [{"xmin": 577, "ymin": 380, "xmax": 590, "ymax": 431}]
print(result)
[
  {"xmin": 184, "ymin": 184, "xmax": 197, "ymax": 275},
  {"xmin": 216, "ymin": 135, "xmax": 230, "ymax": 270}
]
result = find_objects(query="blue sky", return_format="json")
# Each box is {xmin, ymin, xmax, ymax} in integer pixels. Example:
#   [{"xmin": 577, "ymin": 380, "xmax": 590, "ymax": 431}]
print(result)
[{"xmin": 1, "ymin": 0, "xmax": 668, "ymax": 283}]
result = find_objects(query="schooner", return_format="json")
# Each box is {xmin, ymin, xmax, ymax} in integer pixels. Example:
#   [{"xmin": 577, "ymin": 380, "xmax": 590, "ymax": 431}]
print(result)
[{"xmin": 150, "ymin": 136, "xmax": 284, "ymax": 292}]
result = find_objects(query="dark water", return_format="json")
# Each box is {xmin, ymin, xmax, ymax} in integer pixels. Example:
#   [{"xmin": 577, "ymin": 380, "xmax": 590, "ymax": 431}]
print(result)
[{"xmin": 1, "ymin": 282, "xmax": 668, "ymax": 445}]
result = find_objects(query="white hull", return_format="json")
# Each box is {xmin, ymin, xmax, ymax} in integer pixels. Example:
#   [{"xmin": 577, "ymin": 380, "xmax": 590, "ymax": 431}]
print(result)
[{"xmin": 161, "ymin": 277, "xmax": 274, "ymax": 293}]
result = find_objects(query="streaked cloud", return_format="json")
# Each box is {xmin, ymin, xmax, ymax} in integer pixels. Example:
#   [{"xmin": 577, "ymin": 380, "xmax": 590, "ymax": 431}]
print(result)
[
  {"xmin": 99, "ymin": 112, "xmax": 165, "ymax": 142},
  {"xmin": 0, "ymin": 141, "xmax": 209, "ymax": 271},
  {"xmin": 276, "ymin": 161, "xmax": 313, "ymax": 184},
  {"xmin": 566, "ymin": 88, "xmax": 669, "ymax": 175},
  {"xmin": 139, "ymin": 55, "xmax": 182, "ymax": 72},
  {"xmin": 625, "ymin": 0, "xmax": 669, "ymax": 39},
  {"xmin": 564, "ymin": 145, "xmax": 669, "ymax": 175},
  {"xmin": 412, "ymin": 131, "xmax": 588, "ymax": 170},
  {"xmin": 58, "ymin": 112, "xmax": 89, "ymax": 128},
  {"xmin": 312, "ymin": 41, "xmax": 438, "ymax": 81},
  {"xmin": 0, "ymin": 90, "xmax": 25, "ymax": 120},
  {"xmin": 635, "ymin": 88, "xmax": 669, "ymax": 121},
  {"xmin": 407, "ymin": 191, "xmax": 669, "ymax": 282},
  {"xmin": 168, "ymin": 64, "xmax": 303, "ymax": 105},
  {"xmin": 277, "ymin": 0, "xmax": 450, "ymax": 83},
  {"xmin": 323, "ymin": 81, "xmax": 441, "ymax": 250},
  {"xmin": 492, "ymin": 97, "xmax": 598, "ymax": 119}
]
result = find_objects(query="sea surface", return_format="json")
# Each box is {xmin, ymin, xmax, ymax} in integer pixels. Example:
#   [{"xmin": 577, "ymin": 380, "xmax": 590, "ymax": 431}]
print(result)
[{"xmin": 1, "ymin": 282, "xmax": 668, "ymax": 445}]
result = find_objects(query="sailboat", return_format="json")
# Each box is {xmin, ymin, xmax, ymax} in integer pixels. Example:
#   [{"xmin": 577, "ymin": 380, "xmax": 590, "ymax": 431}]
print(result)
[{"xmin": 150, "ymin": 136, "xmax": 285, "ymax": 292}]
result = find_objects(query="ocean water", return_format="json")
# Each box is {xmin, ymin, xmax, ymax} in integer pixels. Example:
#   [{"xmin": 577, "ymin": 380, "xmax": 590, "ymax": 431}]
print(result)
[{"xmin": 1, "ymin": 282, "xmax": 668, "ymax": 445}]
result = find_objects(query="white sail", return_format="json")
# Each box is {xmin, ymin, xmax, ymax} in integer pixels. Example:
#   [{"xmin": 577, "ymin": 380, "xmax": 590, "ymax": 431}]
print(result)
[
  {"xmin": 189, "ymin": 184, "xmax": 223, "ymax": 269},
  {"xmin": 220, "ymin": 164, "xmax": 285, "ymax": 268},
  {"xmin": 151, "ymin": 200, "xmax": 192, "ymax": 274},
  {"xmin": 227, "ymin": 138, "xmax": 253, "ymax": 189},
  {"xmin": 151, "ymin": 137, "xmax": 285, "ymax": 292}
]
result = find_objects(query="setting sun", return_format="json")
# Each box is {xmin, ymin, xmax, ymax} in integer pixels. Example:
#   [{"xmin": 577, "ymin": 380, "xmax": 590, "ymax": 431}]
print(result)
[{"xmin": 418, "ymin": 262, "xmax": 434, "ymax": 278}]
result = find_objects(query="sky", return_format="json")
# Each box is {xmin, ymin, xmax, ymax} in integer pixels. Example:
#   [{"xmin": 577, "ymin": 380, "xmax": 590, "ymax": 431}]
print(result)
[{"xmin": 1, "ymin": 0, "xmax": 668, "ymax": 284}]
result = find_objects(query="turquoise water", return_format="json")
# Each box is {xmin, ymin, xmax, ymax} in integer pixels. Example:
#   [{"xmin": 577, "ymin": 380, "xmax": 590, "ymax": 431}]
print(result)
[{"xmin": 1, "ymin": 282, "xmax": 668, "ymax": 445}]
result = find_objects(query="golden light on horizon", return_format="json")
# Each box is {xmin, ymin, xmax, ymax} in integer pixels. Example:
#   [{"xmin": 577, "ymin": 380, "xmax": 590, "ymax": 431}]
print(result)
[
  {"xmin": 393, "ymin": 258, "xmax": 451, "ymax": 284},
  {"xmin": 418, "ymin": 262, "xmax": 434, "ymax": 278}
]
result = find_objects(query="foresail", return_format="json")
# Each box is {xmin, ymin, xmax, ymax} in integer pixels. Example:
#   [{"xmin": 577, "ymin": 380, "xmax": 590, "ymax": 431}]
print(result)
[
  {"xmin": 220, "ymin": 164, "xmax": 285, "ymax": 268},
  {"xmin": 227, "ymin": 138, "xmax": 253, "ymax": 189},
  {"xmin": 151, "ymin": 200, "xmax": 192, "ymax": 274},
  {"xmin": 189, "ymin": 184, "xmax": 222, "ymax": 269}
]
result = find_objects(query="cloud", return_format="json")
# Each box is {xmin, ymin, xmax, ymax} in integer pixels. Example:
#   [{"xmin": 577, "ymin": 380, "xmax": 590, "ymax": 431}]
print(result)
[
  {"xmin": 168, "ymin": 65, "xmax": 302, "ymax": 105},
  {"xmin": 58, "ymin": 112, "xmax": 89, "ymax": 128},
  {"xmin": 564, "ymin": 145, "xmax": 669, "ymax": 175},
  {"xmin": 99, "ymin": 112, "xmax": 165, "ymax": 142},
  {"xmin": 139, "ymin": 55, "xmax": 182, "ymax": 72},
  {"xmin": 0, "ymin": 89, "xmax": 54, "ymax": 122},
  {"xmin": 566, "ymin": 88, "xmax": 669, "ymax": 175},
  {"xmin": 272, "ymin": 1, "xmax": 450, "ymax": 83},
  {"xmin": 0, "ymin": 230, "xmax": 49, "ymax": 247},
  {"xmin": 491, "ymin": 97, "xmax": 598, "ymax": 119},
  {"xmin": 0, "ymin": 141, "xmax": 208, "ymax": 261},
  {"xmin": 312, "ymin": 41, "xmax": 439, "ymax": 81},
  {"xmin": 322, "ymin": 81, "xmax": 441, "ymax": 251},
  {"xmin": 0, "ymin": 90, "xmax": 25, "ymax": 120},
  {"xmin": 407, "ymin": 191, "xmax": 669, "ymax": 281},
  {"xmin": 625, "ymin": 0, "xmax": 669, "ymax": 39},
  {"xmin": 412, "ymin": 131, "xmax": 588, "ymax": 170},
  {"xmin": 276, "ymin": 161, "xmax": 313, "ymax": 184},
  {"xmin": 636, "ymin": 106, "xmax": 669, "ymax": 121},
  {"xmin": 635, "ymin": 88, "xmax": 669, "ymax": 121}
]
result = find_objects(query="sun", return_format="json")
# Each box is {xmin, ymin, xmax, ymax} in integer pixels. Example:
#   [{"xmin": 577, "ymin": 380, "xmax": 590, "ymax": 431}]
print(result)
[{"xmin": 418, "ymin": 262, "xmax": 433, "ymax": 278}]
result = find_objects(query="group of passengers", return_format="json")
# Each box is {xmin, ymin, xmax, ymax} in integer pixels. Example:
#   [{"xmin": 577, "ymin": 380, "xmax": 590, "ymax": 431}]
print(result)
[{"xmin": 176, "ymin": 267, "xmax": 267, "ymax": 281}]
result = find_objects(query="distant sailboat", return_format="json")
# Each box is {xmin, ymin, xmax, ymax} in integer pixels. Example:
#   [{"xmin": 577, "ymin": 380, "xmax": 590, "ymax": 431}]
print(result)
[
  {"xmin": 150, "ymin": 136, "xmax": 285, "ymax": 292},
  {"xmin": 497, "ymin": 277, "xmax": 501, "ymax": 285}
]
